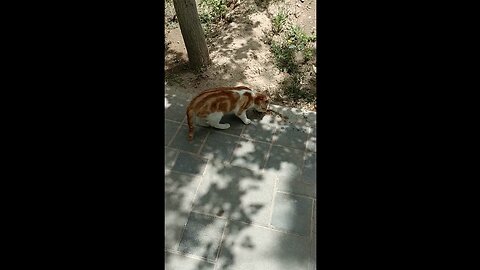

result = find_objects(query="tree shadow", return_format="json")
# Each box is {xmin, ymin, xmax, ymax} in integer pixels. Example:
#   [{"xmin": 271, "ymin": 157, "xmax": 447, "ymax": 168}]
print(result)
[
  {"xmin": 165, "ymin": 95, "xmax": 316, "ymax": 269},
  {"xmin": 164, "ymin": 0, "xmax": 279, "ymax": 83}
]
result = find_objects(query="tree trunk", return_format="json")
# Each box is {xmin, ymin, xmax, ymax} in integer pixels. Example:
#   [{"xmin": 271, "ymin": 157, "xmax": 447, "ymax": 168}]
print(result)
[{"xmin": 172, "ymin": 0, "xmax": 210, "ymax": 70}]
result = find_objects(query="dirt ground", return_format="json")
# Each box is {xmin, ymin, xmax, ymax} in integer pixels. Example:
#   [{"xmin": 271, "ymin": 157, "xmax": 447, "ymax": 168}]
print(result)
[{"xmin": 164, "ymin": 0, "xmax": 317, "ymax": 111}]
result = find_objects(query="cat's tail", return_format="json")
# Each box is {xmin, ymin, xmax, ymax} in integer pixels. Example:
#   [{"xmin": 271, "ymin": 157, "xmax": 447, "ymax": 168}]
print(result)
[{"xmin": 186, "ymin": 106, "xmax": 195, "ymax": 141}]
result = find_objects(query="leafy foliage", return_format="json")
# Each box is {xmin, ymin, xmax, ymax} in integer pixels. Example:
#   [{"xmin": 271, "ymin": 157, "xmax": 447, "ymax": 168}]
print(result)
[
  {"xmin": 272, "ymin": 9, "xmax": 288, "ymax": 34},
  {"xmin": 269, "ymin": 11, "xmax": 316, "ymax": 103},
  {"xmin": 271, "ymin": 25, "xmax": 315, "ymax": 73},
  {"xmin": 199, "ymin": 0, "xmax": 228, "ymax": 24}
]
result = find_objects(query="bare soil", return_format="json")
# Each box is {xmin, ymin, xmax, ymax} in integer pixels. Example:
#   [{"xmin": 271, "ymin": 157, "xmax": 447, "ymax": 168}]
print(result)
[{"xmin": 165, "ymin": 0, "xmax": 317, "ymax": 111}]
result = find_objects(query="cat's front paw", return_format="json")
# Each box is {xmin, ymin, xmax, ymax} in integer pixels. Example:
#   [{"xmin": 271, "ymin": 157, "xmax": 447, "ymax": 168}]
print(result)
[{"xmin": 243, "ymin": 119, "xmax": 251, "ymax": 125}]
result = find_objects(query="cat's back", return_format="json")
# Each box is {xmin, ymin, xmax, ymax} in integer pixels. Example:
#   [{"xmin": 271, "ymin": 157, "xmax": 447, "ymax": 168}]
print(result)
[{"xmin": 188, "ymin": 86, "xmax": 253, "ymax": 111}]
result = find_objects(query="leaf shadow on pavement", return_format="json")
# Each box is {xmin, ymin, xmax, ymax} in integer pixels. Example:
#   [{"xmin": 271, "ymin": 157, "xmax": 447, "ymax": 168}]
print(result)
[{"xmin": 165, "ymin": 92, "xmax": 316, "ymax": 269}]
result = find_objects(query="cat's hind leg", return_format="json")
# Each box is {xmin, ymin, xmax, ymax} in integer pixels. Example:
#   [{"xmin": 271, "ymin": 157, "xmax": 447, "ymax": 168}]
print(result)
[{"xmin": 206, "ymin": 112, "xmax": 230, "ymax": 129}]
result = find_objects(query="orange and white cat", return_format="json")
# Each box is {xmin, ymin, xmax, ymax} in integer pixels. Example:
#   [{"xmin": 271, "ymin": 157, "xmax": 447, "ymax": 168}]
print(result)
[{"xmin": 186, "ymin": 86, "xmax": 269, "ymax": 140}]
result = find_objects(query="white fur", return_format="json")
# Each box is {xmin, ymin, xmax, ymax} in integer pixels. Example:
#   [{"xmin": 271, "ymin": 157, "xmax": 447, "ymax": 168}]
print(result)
[
  {"xmin": 231, "ymin": 89, "xmax": 255, "ymax": 115},
  {"xmin": 237, "ymin": 110, "xmax": 251, "ymax": 124},
  {"xmin": 232, "ymin": 89, "xmax": 254, "ymax": 96},
  {"xmin": 199, "ymin": 88, "xmax": 256, "ymax": 130},
  {"xmin": 206, "ymin": 112, "xmax": 230, "ymax": 129},
  {"xmin": 196, "ymin": 117, "xmax": 209, "ymax": 127}
]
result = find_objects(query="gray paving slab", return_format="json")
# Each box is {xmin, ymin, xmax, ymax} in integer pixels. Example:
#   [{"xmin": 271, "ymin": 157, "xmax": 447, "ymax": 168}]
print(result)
[
  {"xmin": 165, "ymin": 94, "xmax": 188, "ymax": 122},
  {"xmin": 200, "ymin": 131, "xmax": 240, "ymax": 162},
  {"xmin": 165, "ymin": 147, "xmax": 178, "ymax": 169},
  {"xmin": 178, "ymin": 212, "xmax": 227, "ymax": 260},
  {"xmin": 165, "ymin": 120, "xmax": 181, "ymax": 146},
  {"xmin": 217, "ymin": 113, "xmax": 246, "ymax": 136},
  {"xmin": 275, "ymin": 171, "xmax": 316, "ymax": 198},
  {"xmin": 193, "ymin": 163, "xmax": 275, "ymax": 226},
  {"xmin": 274, "ymin": 124, "xmax": 311, "ymax": 150},
  {"xmin": 313, "ymin": 200, "xmax": 316, "ymax": 233},
  {"xmin": 165, "ymin": 91, "xmax": 317, "ymax": 269},
  {"xmin": 306, "ymin": 124, "xmax": 316, "ymax": 152},
  {"xmin": 216, "ymin": 221, "xmax": 311, "ymax": 270},
  {"xmin": 310, "ymin": 201, "xmax": 316, "ymax": 270},
  {"xmin": 305, "ymin": 135, "xmax": 316, "ymax": 152},
  {"xmin": 170, "ymin": 125, "xmax": 210, "ymax": 154},
  {"xmin": 241, "ymin": 121, "xmax": 277, "ymax": 143},
  {"xmin": 165, "ymin": 170, "xmax": 203, "ymax": 249},
  {"xmin": 165, "ymin": 252, "xmax": 215, "ymax": 270},
  {"xmin": 269, "ymin": 104, "xmax": 316, "ymax": 128},
  {"xmin": 264, "ymin": 144, "xmax": 316, "ymax": 197},
  {"xmin": 310, "ymin": 230, "xmax": 316, "ymax": 270},
  {"xmin": 264, "ymin": 145, "xmax": 304, "ymax": 182},
  {"xmin": 271, "ymin": 192, "xmax": 313, "ymax": 236},
  {"xmin": 172, "ymin": 152, "xmax": 208, "ymax": 175},
  {"xmin": 229, "ymin": 138, "xmax": 270, "ymax": 171},
  {"xmin": 303, "ymin": 151, "xmax": 316, "ymax": 185}
]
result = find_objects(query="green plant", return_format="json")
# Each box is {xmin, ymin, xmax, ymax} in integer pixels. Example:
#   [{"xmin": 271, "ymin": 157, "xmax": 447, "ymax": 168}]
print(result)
[
  {"xmin": 270, "ymin": 23, "xmax": 316, "ymax": 103},
  {"xmin": 198, "ymin": 0, "xmax": 228, "ymax": 37},
  {"xmin": 280, "ymin": 73, "xmax": 316, "ymax": 101},
  {"xmin": 199, "ymin": 0, "xmax": 228, "ymax": 24},
  {"xmin": 271, "ymin": 41, "xmax": 297, "ymax": 73},
  {"xmin": 270, "ymin": 25, "xmax": 316, "ymax": 73},
  {"xmin": 272, "ymin": 9, "xmax": 288, "ymax": 34}
]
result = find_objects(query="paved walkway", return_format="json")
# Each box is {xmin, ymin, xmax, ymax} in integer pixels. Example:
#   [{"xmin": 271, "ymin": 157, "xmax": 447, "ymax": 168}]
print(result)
[{"xmin": 165, "ymin": 89, "xmax": 317, "ymax": 270}]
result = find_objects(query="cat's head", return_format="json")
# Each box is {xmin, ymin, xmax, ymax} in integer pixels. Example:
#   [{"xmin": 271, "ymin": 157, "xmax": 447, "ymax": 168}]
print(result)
[{"xmin": 254, "ymin": 93, "xmax": 270, "ymax": 112}]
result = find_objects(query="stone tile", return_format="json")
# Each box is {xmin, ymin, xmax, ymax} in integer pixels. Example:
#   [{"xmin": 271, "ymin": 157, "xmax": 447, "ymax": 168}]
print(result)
[
  {"xmin": 165, "ymin": 170, "xmax": 203, "ymax": 249},
  {"xmin": 271, "ymin": 193, "xmax": 313, "ymax": 236},
  {"xmin": 217, "ymin": 113, "xmax": 246, "ymax": 136},
  {"xmin": 165, "ymin": 120, "xmax": 181, "ymax": 146},
  {"xmin": 241, "ymin": 116, "xmax": 277, "ymax": 143},
  {"xmin": 200, "ymin": 131, "xmax": 240, "ymax": 162},
  {"xmin": 305, "ymin": 136, "xmax": 316, "ymax": 152},
  {"xmin": 305, "ymin": 111, "xmax": 317, "ymax": 126},
  {"xmin": 274, "ymin": 124, "xmax": 310, "ymax": 150},
  {"xmin": 216, "ymin": 221, "xmax": 310, "ymax": 270},
  {"xmin": 275, "ymin": 172, "xmax": 316, "ymax": 198},
  {"xmin": 309, "ymin": 232, "xmax": 316, "ymax": 270},
  {"xmin": 193, "ymin": 163, "xmax": 274, "ymax": 226},
  {"xmin": 165, "ymin": 252, "xmax": 214, "ymax": 270},
  {"xmin": 178, "ymin": 212, "xmax": 227, "ymax": 260},
  {"xmin": 306, "ymin": 126, "xmax": 316, "ymax": 152},
  {"xmin": 170, "ymin": 125, "xmax": 210, "ymax": 154},
  {"xmin": 165, "ymin": 94, "xmax": 188, "ymax": 122},
  {"xmin": 165, "ymin": 147, "xmax": 178, "ymax": 169},
  {"xmin": 313, "ymin": 200, "xmax": 316, "ymax": 233},
  {"xmin": 264, "ymin": 145, "xmax": 304, "ymax": 183},
  {"xmin": 230, "ymin": 139, "xmax": 270, "ymax": 171},
  {"xmin": 268, "ymin": 105, "xmax": 316, "ymax": 127},
  {"xmin": 302, "ymin": 151, "xmax": 316, "ymax": 185},
  {"xmin": 172, "ymin": 152, "xmax": 208, "ymax": 175},
  {"xmin": 310, "ymin": 201, "xmax": 317, "ymax": 270}
]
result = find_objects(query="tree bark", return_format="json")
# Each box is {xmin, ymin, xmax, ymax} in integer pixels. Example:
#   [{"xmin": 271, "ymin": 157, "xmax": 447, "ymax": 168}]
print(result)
[{"xmin": 172, "ymin": 0, "xmax": 210, "ymax": 70}]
